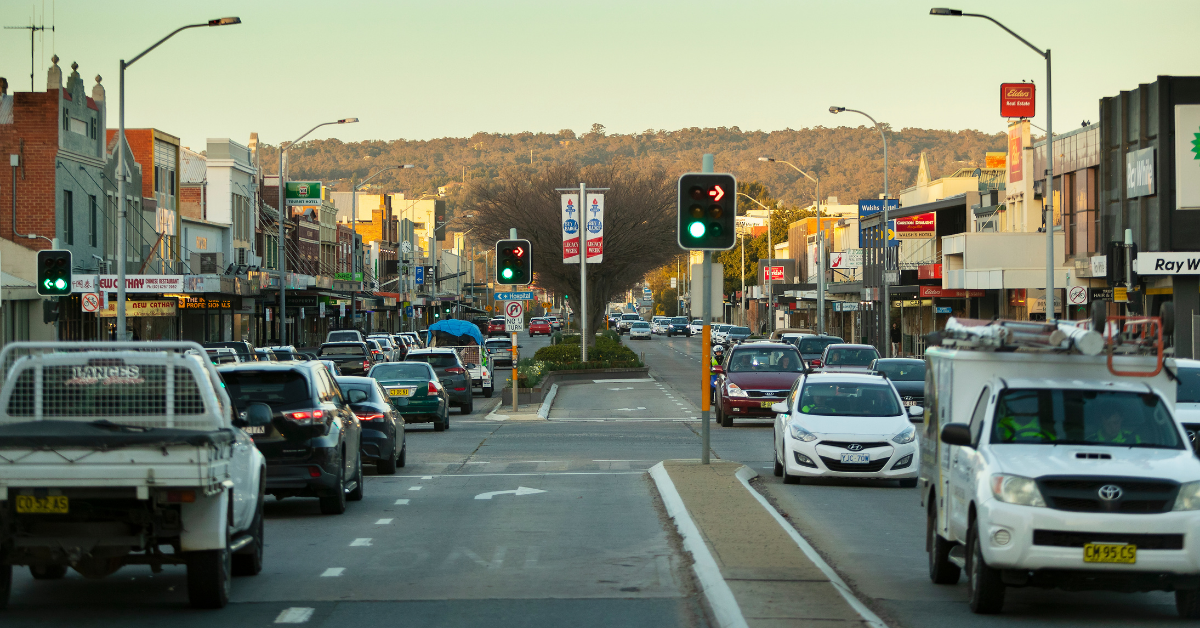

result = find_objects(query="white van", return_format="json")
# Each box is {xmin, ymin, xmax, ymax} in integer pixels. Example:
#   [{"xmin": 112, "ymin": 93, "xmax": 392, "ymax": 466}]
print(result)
[
  {"xmin": 326, "ymin": 330, "xmax": 363, "ymax": 343},
  {"xmin": 920, "ymin": 318, "xmax": 1200, "ymax": 616}
]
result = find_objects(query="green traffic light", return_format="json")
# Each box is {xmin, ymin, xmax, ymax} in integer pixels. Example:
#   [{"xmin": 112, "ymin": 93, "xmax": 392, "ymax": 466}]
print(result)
[
  {"xmin": 688, "ymin": 221, "xmax": 706, "ymax": 238},
  {"xmin": 501, "ymin": 268, "xmax": 514, "ymax": 280},
  {"xmin": 54, "ymin": 278, "xmax": 66, "ymax": 289}
]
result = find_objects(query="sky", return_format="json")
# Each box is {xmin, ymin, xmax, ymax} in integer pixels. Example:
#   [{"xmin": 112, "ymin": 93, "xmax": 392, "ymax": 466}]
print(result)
[{"xmin": 2, "ymin": 0, "xmax": 1198, "ymax": 151}]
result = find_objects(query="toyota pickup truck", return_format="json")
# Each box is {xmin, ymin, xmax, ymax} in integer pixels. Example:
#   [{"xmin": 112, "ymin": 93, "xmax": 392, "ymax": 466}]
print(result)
[{"xmin": 0, "ymin": 342, "xmax": 267, "ymax": 609}]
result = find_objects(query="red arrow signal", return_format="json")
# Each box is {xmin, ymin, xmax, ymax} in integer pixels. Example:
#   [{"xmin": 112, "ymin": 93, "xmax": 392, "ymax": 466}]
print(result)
[
  {"xmin": 709, "ymin": 185, "xmax": 725, "ymax": 202},
  {"xmin": 514, "ymin": 246, "xmax": 525, "ymax": 257}
]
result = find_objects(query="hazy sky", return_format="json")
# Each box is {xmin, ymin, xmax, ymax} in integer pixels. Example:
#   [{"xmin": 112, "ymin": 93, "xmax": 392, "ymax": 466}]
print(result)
[{"xmin": 2, "ymin": 0, "xmax": 1197, "ymax": 151}]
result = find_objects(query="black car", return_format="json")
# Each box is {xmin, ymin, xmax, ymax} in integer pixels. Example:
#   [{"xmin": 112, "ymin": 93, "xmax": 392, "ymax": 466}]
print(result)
[
  {"xmin": 725, "ymin": 326, "xmax": 752, "ymax": 344},
  {"xmin": 870, "ymin": 358, "xmax": 926, "ymax": 411},
  {"xmin": 319, "ymin": 341, "xmax": 373, "ymax": 375},
  {"xmin": 796, "ymin": 335, "xmax": 844, "ymax": 368},
  {"xmin": 203, "ymin": 341, "xmax": 258, "ymax": 361},
  {"xmin": 667, "ymin": 316, "xmax": 692, "ymax": 337},
  {"xmin": 336, "ymin": 376, "xmax": 406, "ymax": 473},
  {"xmin": 217, "ymin": 362, "xmax": 364, "ymax": 515},
  {"xmin": 405, "ymin": 348, "xmax": 473, "ymax": 414}
]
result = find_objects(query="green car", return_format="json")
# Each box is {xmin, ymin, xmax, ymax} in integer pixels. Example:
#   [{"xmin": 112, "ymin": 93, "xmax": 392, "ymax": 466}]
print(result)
[{"xmin": 368, "ymin": 361, "xmax": 451, "ymax": 431}]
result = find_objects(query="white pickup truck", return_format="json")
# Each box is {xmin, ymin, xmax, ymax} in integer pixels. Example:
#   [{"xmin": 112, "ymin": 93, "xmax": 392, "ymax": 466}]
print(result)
[
  {"xmin": 921, "ymin": 318, "xmax": 1200, "ymax": 617},
  {"xmin": 0, "ymin": 342, "xmax": 266, "ymax": 609}
]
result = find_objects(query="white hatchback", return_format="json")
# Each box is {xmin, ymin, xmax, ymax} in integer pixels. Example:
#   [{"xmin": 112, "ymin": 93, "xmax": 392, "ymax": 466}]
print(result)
[{"xmin": 772, "ymin": 372, "xmax": 921, "ymax": 486}]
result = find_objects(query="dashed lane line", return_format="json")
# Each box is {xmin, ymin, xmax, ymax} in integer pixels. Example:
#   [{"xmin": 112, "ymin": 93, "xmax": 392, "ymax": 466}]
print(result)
[
  {"xmin": 274, "ymin": 607, "xmax": 315, "ymax": 624},
  {"xmin": 375, "ymin": 518, "xmax": 393, "ymax": 525},
  {"xmin": 320, "ymin": 568, "xmax": 345, "ymax": 577},
  {"xmin": 409, "ymin": 486, "xmax": 423, "ymax": 491},
  {"xmin": 350, "ymin": 538, "xmax": 372, "ymax": 547},
  {"xmin": 394, "ymin": 499, "xmax": 410, "ymax": 505}
]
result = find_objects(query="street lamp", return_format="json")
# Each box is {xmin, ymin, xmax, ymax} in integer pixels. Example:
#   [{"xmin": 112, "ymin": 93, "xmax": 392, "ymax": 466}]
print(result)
[
  {"xmin": 738, "ymin": 192, "xmax": 776, "ymax": 333},
  {"xmin": 759, "ymin": 157, "xmax": 825, "ymax": 334},
  {"xmin": 830, "ymin": 105, "xmax": 891, "ymax": 355},
  {"xmin": 930, "ymin": 8, "xmax": 1055, "ymax": 319},
  {"xmin": 348, "ymin": 164, "xmax": 414, "ymax": 329},
  {"xmin": 114, "ymin": 17, "xmax": 241, "ymax": 339},
  {"xmin": 277, "ymin": 117, "xmax": 358, "ymax": 345}
]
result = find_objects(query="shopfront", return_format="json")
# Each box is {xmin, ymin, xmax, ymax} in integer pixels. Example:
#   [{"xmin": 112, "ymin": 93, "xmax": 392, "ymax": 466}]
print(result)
[
  {"xmin": 179, "ymin": 295, "xmax": 241, "ymax": 343},
  {"xmin": 96, "ymin": 297, "xmax": 179, "ymax": 340}
]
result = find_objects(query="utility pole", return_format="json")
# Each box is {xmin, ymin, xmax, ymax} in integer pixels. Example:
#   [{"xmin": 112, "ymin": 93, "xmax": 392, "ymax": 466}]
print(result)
[{"xmin": 700, "ymin": 153, "xmax": 714, "ymax": 465}]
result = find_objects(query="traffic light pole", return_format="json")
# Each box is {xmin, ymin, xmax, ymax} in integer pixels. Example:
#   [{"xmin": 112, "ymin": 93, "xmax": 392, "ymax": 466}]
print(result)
[{"xmin": 700, "ymin": 153, "xmax": 713, "ymax": 465}]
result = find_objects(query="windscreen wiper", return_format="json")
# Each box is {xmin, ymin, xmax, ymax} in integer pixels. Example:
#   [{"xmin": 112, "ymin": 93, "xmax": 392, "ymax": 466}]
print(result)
[{"xmin": 88, "ymin": 420, "xmax": 152, "ymax": 432}]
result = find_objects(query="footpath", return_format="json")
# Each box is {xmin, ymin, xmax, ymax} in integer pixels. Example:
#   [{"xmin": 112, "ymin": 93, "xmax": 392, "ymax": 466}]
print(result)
[{"xmin": 651, "ymin": 460, "xmax": 886, "ymax": 628}]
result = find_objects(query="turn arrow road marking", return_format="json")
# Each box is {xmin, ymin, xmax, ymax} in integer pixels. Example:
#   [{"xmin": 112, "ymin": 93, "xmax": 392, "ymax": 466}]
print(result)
[{"xmin": 474, "ymin": 486, "xmax": 547, "ymax": 500}]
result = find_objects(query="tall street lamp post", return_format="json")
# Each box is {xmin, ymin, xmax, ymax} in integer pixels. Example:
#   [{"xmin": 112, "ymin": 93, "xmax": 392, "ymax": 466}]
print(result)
[
  {"xmin": 277, "ymin": 118, "xmax": 358, "ymax": 344},
  {"xmin": 930, "ymin": 8, "xmax": 1055, "ymax": 319},
  {"xmin": 349, "ymin": 164, "xmax": 413, "ymax": 330},
  {"xmin": 115, "ymin": 17, "xmax": 241, "ymax": 339},
  {"xmin": 830, "ymin": 105, "xmax": 890, "ymax": 355},
  {"xmin": 738, "ymin": 193, "xmax": 776, "ymax": 333},
  {"xmin": 759, "ymin": 158, "xmax": 824, "ymax": 333}
]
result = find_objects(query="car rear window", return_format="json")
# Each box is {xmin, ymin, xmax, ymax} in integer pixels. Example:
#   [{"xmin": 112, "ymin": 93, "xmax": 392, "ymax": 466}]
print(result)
[
  {"xmin": 1179, "ymin": 368, "xmax": 1200, "ymax": 403},
  {"xmin": 825, "ymin": 347, "xmax": 879, "ymax": 366},
  {"xmin": 371, "ymin": 363, "xmax": 433, "ymax": 380},
  {"xmin": 221, "ymin": 370, "xmax": 311, "ymax": 411},
  {"xmin": 321, "ymin": 345, "xmax": 365, "ymax": 356},
  {"xmin": 798, "ymin": 337, "xmax": 844, "ymax": 354},
  {"xmin": 874, "ymin": 360, "xmax": 925, "ymax": 381},
  {"xmin": 632, "ymin": 322, "xmax": 649, "ymax": 328},
  {"xmin": 407, "ymin": 353, "xmax": 460, "ymax": 368},
  {"xmin": 485, "ymin": 341, "xmax": 511, "ymax": 350},
  {"xmin": 328, "ymin": 332, "xmax": 360, "ymax": 341},
  {"xmin": 729, "ymin": 327, "xmax": 750, "ymax": 334}
]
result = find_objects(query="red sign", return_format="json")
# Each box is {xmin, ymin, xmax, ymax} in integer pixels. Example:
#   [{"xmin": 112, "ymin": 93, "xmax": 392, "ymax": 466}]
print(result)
[
  {"xmin": 1008, "ymin": 124, "xmax": 1024, "ymax": 184},
  {"xmin": 918, "ymin": 264, "xmax": 942, "ymax": 280},
  {"xmin": 762, "ymin": 266, "xmax": 785, "ymax": 281},
  {"xmin": 895, "ymin": 213, "xmax": 935, "ymax": 239},
  {"xmin": 920, "ymin": 286, "xmax": 984, "ymax": 298},
  {"xmin": 1000, "ymin": 83, "xmax": 1035, "ymax": 118}
]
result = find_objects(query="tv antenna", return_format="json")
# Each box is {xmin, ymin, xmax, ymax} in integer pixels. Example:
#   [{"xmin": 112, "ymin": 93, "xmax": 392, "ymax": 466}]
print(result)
[{"xmin": 4, "ymin": 23, "xmax": 55, "ymax": 91}]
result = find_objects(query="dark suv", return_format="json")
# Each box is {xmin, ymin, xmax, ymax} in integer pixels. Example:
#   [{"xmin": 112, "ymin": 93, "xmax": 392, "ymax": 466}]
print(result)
[
  {"xmin": 319, "ymin": 341, "xmax": 372, "ymax": 375},
  {"xmin": 217, "ymin": 361, "xmax": 364, "ymax": 515},
  {"xmin": 405, "ymin": 348, "xmax": 473, "ymax": 414},
  {"xmin": 667, "ymin": 316, "xmax": 692, "ymax": 337}
]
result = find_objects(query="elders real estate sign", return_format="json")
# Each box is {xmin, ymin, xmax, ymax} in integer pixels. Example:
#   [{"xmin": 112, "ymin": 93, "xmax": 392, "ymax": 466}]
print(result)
[{"xmin": 1000, "ymin": 83, "xmax": 1035, "ymax": 118}]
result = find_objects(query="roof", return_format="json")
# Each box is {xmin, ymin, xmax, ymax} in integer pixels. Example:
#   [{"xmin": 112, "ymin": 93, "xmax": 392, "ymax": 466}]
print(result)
[
  {"xmin": 1001, "ymin": 378, "xmax": 1154, "ymax": 394},
  {"xmin": 180, "ymin": 147, "xmax": 207, "ymax": 184}
]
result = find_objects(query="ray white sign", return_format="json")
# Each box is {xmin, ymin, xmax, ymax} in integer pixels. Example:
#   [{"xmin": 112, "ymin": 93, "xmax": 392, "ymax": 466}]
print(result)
[{"xmin": 1136, "ymin": 251, "xmax": 1200, "ymax": 275}]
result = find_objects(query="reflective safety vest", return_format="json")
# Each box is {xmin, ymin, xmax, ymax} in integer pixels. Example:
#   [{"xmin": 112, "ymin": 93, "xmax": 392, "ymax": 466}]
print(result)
[
  {"xmin": 997, "ymin": 416, "xmax": 1054, "ymax": 442},
  {"xmin": 1092, "ymin": 429, "xmax": 1143, "ymax": 444}
]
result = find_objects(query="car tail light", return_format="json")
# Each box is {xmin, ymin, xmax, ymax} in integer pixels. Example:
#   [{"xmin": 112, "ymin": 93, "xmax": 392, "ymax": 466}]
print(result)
[
  {"xmin": 446, "ymin": 366, "xmax": 466, "ymax": 374},
  {"xmin": 454, "ymin": 387, "xmax": 467, "ymax": 392},
  {"xmin": 308, "ymin": 466, "xmax": 322, "ymax": 478},
  {"xmin": 161, "ymin": 490, "xmax": 196, "ymax": 503},
  {"xmin": 363, "ymin": 359, "xmax": 370, "ymax": 370},
  {"xmin": 427, "ymin": 381, "xmax": 439, "ymax": 394},
  {"xmin": 812, "ymin": 359, "xmax": 823, "ymax": 367},
  {"xmin": 357, "ymin": 413, "xmax": 384, "ymax": 421},
  {"xmin": 287, "ymin": 409, "xmax": 324, "ymax": 425}
]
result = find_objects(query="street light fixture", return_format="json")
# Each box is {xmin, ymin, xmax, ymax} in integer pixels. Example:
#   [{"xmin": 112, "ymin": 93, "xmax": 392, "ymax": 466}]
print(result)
[
  {"xmin": 830, "ymin": 105, "xmax": 891, "ymax": 355},
  {"xmin": 277, "ymin": 117, "xmax": 358, "ymax": 344},
  {"xmin": 758, "ymin": 157, "xmax": 825, "ymax": 334},
  {"xmin": 114, "ymin": 16, "xmax": 241, "ymax": 339},
  {"xmin": 930, "ymin": 7, "xmax": 1056, "ymax": 320}
]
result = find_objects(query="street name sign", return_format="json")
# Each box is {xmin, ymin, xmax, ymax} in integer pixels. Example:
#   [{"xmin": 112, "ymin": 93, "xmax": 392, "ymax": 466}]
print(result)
[
  {"xmin": 496, "ymin": 292, "xmax": 534, "ymax": 301},
  {"xmin": 505, "ymin": 301, "xmax": 525, "ymax": 332}
]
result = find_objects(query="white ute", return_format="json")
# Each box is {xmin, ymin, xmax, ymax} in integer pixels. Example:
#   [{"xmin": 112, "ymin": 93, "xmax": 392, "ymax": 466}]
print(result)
[
  {"xmin": 921, "ymin": 317, "xmax": 1200, "ymax": 617},
  {"xmin": 0, "ymin": 342, "xmax": 266, "ymax": 609}
]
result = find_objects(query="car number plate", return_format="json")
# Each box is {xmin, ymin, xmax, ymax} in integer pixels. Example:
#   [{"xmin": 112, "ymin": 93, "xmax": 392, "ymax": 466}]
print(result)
[
  {"xmin": 15, "ymin": 495, "xmax": 68, "ymax": 514},
  {"xmin": 903, "ymin": 399, "xmax": 916, "ymax": 407},
  {"xmin": 760, "ymin": 401, "xmax": 777, "ymax": 408},
  {"xmin": 1083, "ymin": 543, "xmax": 1136, "ymax": 564},
  {"xmin": 388, "ymin": 387, "xmax": 415, "ymax": 397},
  {"xmin": 839, "ymin": 453, "xmax": 870, "ymax": 464},
  {"xmin": 242, "ymin": 426, "xmax": 266, "ymax": 435}
]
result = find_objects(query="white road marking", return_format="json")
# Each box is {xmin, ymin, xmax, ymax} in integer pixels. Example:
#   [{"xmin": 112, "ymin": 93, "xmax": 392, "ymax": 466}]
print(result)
[
  {"xmin": 475, "ymin": 486, "xmax": 547, "ymax": 500},
  {"xmin": 394, "ymin": 499, "xmax": 410, "ymax": 505},
  {"xmin": 422, "ymin": 475, "xmax": 433, "ymax": 479},
  {"xmin": 350, "ymin": 538, "xmax": 372, "ymax": 547},
  {"xmin": 409, "ymin": 486, "xmax": 423, "ymax": 491},
  {"xmin": 375, "ymin": 518, "xmax": 393, "ymax": 525},
  {"xmin": 524, "ymin": 546, "xmax": 540, "ymax": 569},
  {"xmin": 320, "ymin": 567, "xmax": 345, "ymax": 577},
  {"xmin": 274, "ymin": 607, "xmax": 315, "ymax": 624},
  {"xmin": 464, "ymin": 462, "xmax": 489, "ymax": 465}
]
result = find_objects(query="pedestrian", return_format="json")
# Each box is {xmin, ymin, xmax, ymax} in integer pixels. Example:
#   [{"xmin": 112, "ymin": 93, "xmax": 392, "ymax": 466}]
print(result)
[{"xmin": 890, "ymin": 322, "xmax": 901, "ymax": 357}]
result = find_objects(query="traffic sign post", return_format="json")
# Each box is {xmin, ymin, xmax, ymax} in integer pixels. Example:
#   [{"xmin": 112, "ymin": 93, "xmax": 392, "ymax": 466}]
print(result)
[
  {"xmin": 506, "ymin": 300, "xmax": 525, "ymax": 411},
  {"xmin": 1068, "ymin": 285, "xmax": 1089, "ymax": 306},
  {"xmin": 81, "ymin": 292, "xmax": 99, "ymax": 313}
]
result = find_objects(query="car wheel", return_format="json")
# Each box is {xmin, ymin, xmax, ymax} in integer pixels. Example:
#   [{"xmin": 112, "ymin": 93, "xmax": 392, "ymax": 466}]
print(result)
[
  {"xmin": 1178, "ymin": 590, "xmax": 1200, "ymax": 618},
  {"xmin": 460, "ymin": 398, "xmax": 474, "ymax": 415},
  {"xmin": 377, "ymin": 445, "xmax": 398, "ymax": 475},
  {"xmin": 483, "ymin": 383, "xmax": 494, "ymax": 398},
  {"xmin": 186, "ymin": 545, "xmax": 231, "ymax": 609},
  {"xmin": 397, "ymin": 443, "xmax": 407, "ymax": 468},
  {"xmin": 232, "ymin": 486, "xmax": 265, "ymax": 576},
  {"xmin": 773, "ymin": 446, "xmax": 783, "ymax": 478},
  {"xmin": 781, "ymin": 459, "xmax": 800, "ymax": 485},
  {"xmin": 29, "ymin": 564, "xmax": 67, "ymax": 580},
  {"xmin": 967, "ymin": 524, "xmax": 1005, "ymax": 614},
  {"xmin": 348, "ymin": 455, "xmax": 364, "ymax": 502},
  {"xmin": 927, "ymin": 504, "xmax": 961, "ymax": 585},
  {"xmin": 719, "ymin": 403, "xmax": 732, "ymax": 428},
  {"xmin": 318, "ymin": 463, "xmax": 347, "ymax": 515}
]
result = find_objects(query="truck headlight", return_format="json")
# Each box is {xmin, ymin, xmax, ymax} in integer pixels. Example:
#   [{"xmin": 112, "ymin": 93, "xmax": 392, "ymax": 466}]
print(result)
[
  {"xmin": 726, "ymin": 383, "xmax": 748, "ymax": 398},
  {"xmin": 990, "ymin": 474, "xmax": 1046, "ymax": 508},
  {"xmin": 788, "ymin": 422, "xmax": 818, "ymax": 442},
  {"xmin": 1173, "ymin": 481, "xmax": 1200, "ymax": 511},
  {"xmin": 892, "ymin": 425, "xmax": 917, "ymax": 444}
]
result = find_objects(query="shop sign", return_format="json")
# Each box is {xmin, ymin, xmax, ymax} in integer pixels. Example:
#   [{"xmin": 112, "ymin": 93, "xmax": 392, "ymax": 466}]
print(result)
[
  {"xmin": 71, "ymin": 275, "xmax": 97, "ymax": 293},
  {"xmin": 1090, "ymin": 287, "xmax": 1114, "ymax": 301},
  {"xmin": 1176, "ymin": 105, "xmax": 1200, "ymax": 210},
  {"xmin": 895, "ymin": 213, "xmax": 935, "ymax": 239},
  {"xmin": 829, "ymin": 249, "xmax": 862, "ymax": 269},
  {"xmin": 919, "ymin": 286, "xmax": 984, "ymax": 298},
  {"xmin": 179, "ymin": 296, "xmax": 237, "ymax": 310},
  {"xmin": 284, "ymin": 181, "xmax": 322, "ymax": 206},
  {"xmin": 857, "ymin": 200, "xmax": 900, "ymax": 248},
  {"xmin": 762, "ymin": 266, "xmax": 785, "ymax": 281},
  {"xmin": 1000, "ymin": 83, "xmax": 1035, "ymax": 118},
  {"xmin": 1127, "ymin": 147, "xmax": 1156, "ymax": 198},
  {"xmin": 1008, "ymin": 121, "xmax": 1026, "ymax": 184},
  {"xmin": 96, "ymin": 275, "xmax": 184, "ymax": 293},
  {"xmin": 1135, "ymin": 251, "xmax": 1200, "ymax": 275},
  {"xmin": 985, "ymin": 152, "xmax": 1006, "ymax": 169},
  {"xmin": 285, "ymin": 295, "xmax": 319, "ymax": 308},
  {"xmin": 97, "ymin": 299, "xmax": 178, "ymax": 318},
  {"xmin": 935, "ymin": 306, "xmax": 953, "ymax": 314},
  {"xmin": 334, "ymin": 272, "xmax": 363, "ymax": 282}
]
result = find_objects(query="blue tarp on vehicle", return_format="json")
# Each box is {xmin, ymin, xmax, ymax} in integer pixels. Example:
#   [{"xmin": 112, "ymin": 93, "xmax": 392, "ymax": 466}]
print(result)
[{"xmin": 426, "ymin": 319, "xmax": 485, "ymax": 347}]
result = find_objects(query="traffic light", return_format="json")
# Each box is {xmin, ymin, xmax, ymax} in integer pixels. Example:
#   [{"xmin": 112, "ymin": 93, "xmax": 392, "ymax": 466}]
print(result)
[
  {"xmin": 677, "ymin": 173, "xmax": 737, "ymax": 250},
  {"xmin": 37, "ymin": 249, "xmax": 72, "ymax": 296},
  {"xmin": 496, "ymin": 239, "xmax": 531, "ymax": 285}
]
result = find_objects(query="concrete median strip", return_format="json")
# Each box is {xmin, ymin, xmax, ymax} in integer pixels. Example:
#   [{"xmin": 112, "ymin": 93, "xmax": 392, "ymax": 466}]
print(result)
[{"xmin": 651, "ymin": 460, "xmax": 889, "ymax": 628}]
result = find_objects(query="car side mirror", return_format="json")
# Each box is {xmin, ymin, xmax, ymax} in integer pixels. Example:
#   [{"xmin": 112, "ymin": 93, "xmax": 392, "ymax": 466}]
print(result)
[
  {"xmin": 712, "ymin": 366, "xmax": 724, "ymax": 374},
  {"xmin": 907, "ymin": 405, "xmax": 925, "ymax": 422},
  {"xmin": 940, "ymin": 423, "xmax": 973, "ymax": 448},
  {"xmin": 347, "ymin": 389, "xmax": 368, "ymax": 404},
  {"xmin": 244, "ymin": 402, "xmax": 273, "ymax": 427},
  {"xmin": 771, "ymin": 402, "xmax": 788, "ymax": 414}
]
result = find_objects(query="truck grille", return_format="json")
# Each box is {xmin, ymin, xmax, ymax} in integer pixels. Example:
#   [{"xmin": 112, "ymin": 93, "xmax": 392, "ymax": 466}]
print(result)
[
  {"xmin": 1037, "ymin": 476, "xmax": 1179, "ymax": 515},
  {"xmin": 818, "ymin": 455, "xmax": 891, "ymax": 472},
  {"xmin": 1033, "ymin": 529, "xmax": 1184, "ymax": 550}
]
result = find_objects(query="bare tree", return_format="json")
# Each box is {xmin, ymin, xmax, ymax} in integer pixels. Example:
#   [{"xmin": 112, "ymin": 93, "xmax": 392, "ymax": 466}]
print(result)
[{"xmin": 464, "ymin": 163, "xmax": 677, "ymax": 345}]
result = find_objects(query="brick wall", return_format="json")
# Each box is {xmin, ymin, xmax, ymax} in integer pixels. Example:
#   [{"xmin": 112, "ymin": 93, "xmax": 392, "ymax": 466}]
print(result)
[
  {"xmin": 179, "ymin": 185, "xmax": 203, "ymax": 220},
  {"xmin": 0, "ymin": 90, "xmax": 60, "ymax": 251}
]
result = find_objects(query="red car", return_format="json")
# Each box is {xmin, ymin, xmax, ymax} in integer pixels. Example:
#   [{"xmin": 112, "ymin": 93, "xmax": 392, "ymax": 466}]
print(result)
[
  {"xmin": 487, "ymin": 318, "xmax": 507, "ymax": 337},
  {"xmin": 528, "ymin": 317, "xmax": 552, "ymax": 336},
  {"xmin": 713, "ymin": 342, "xmax": 805, "ymax": 427}
]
